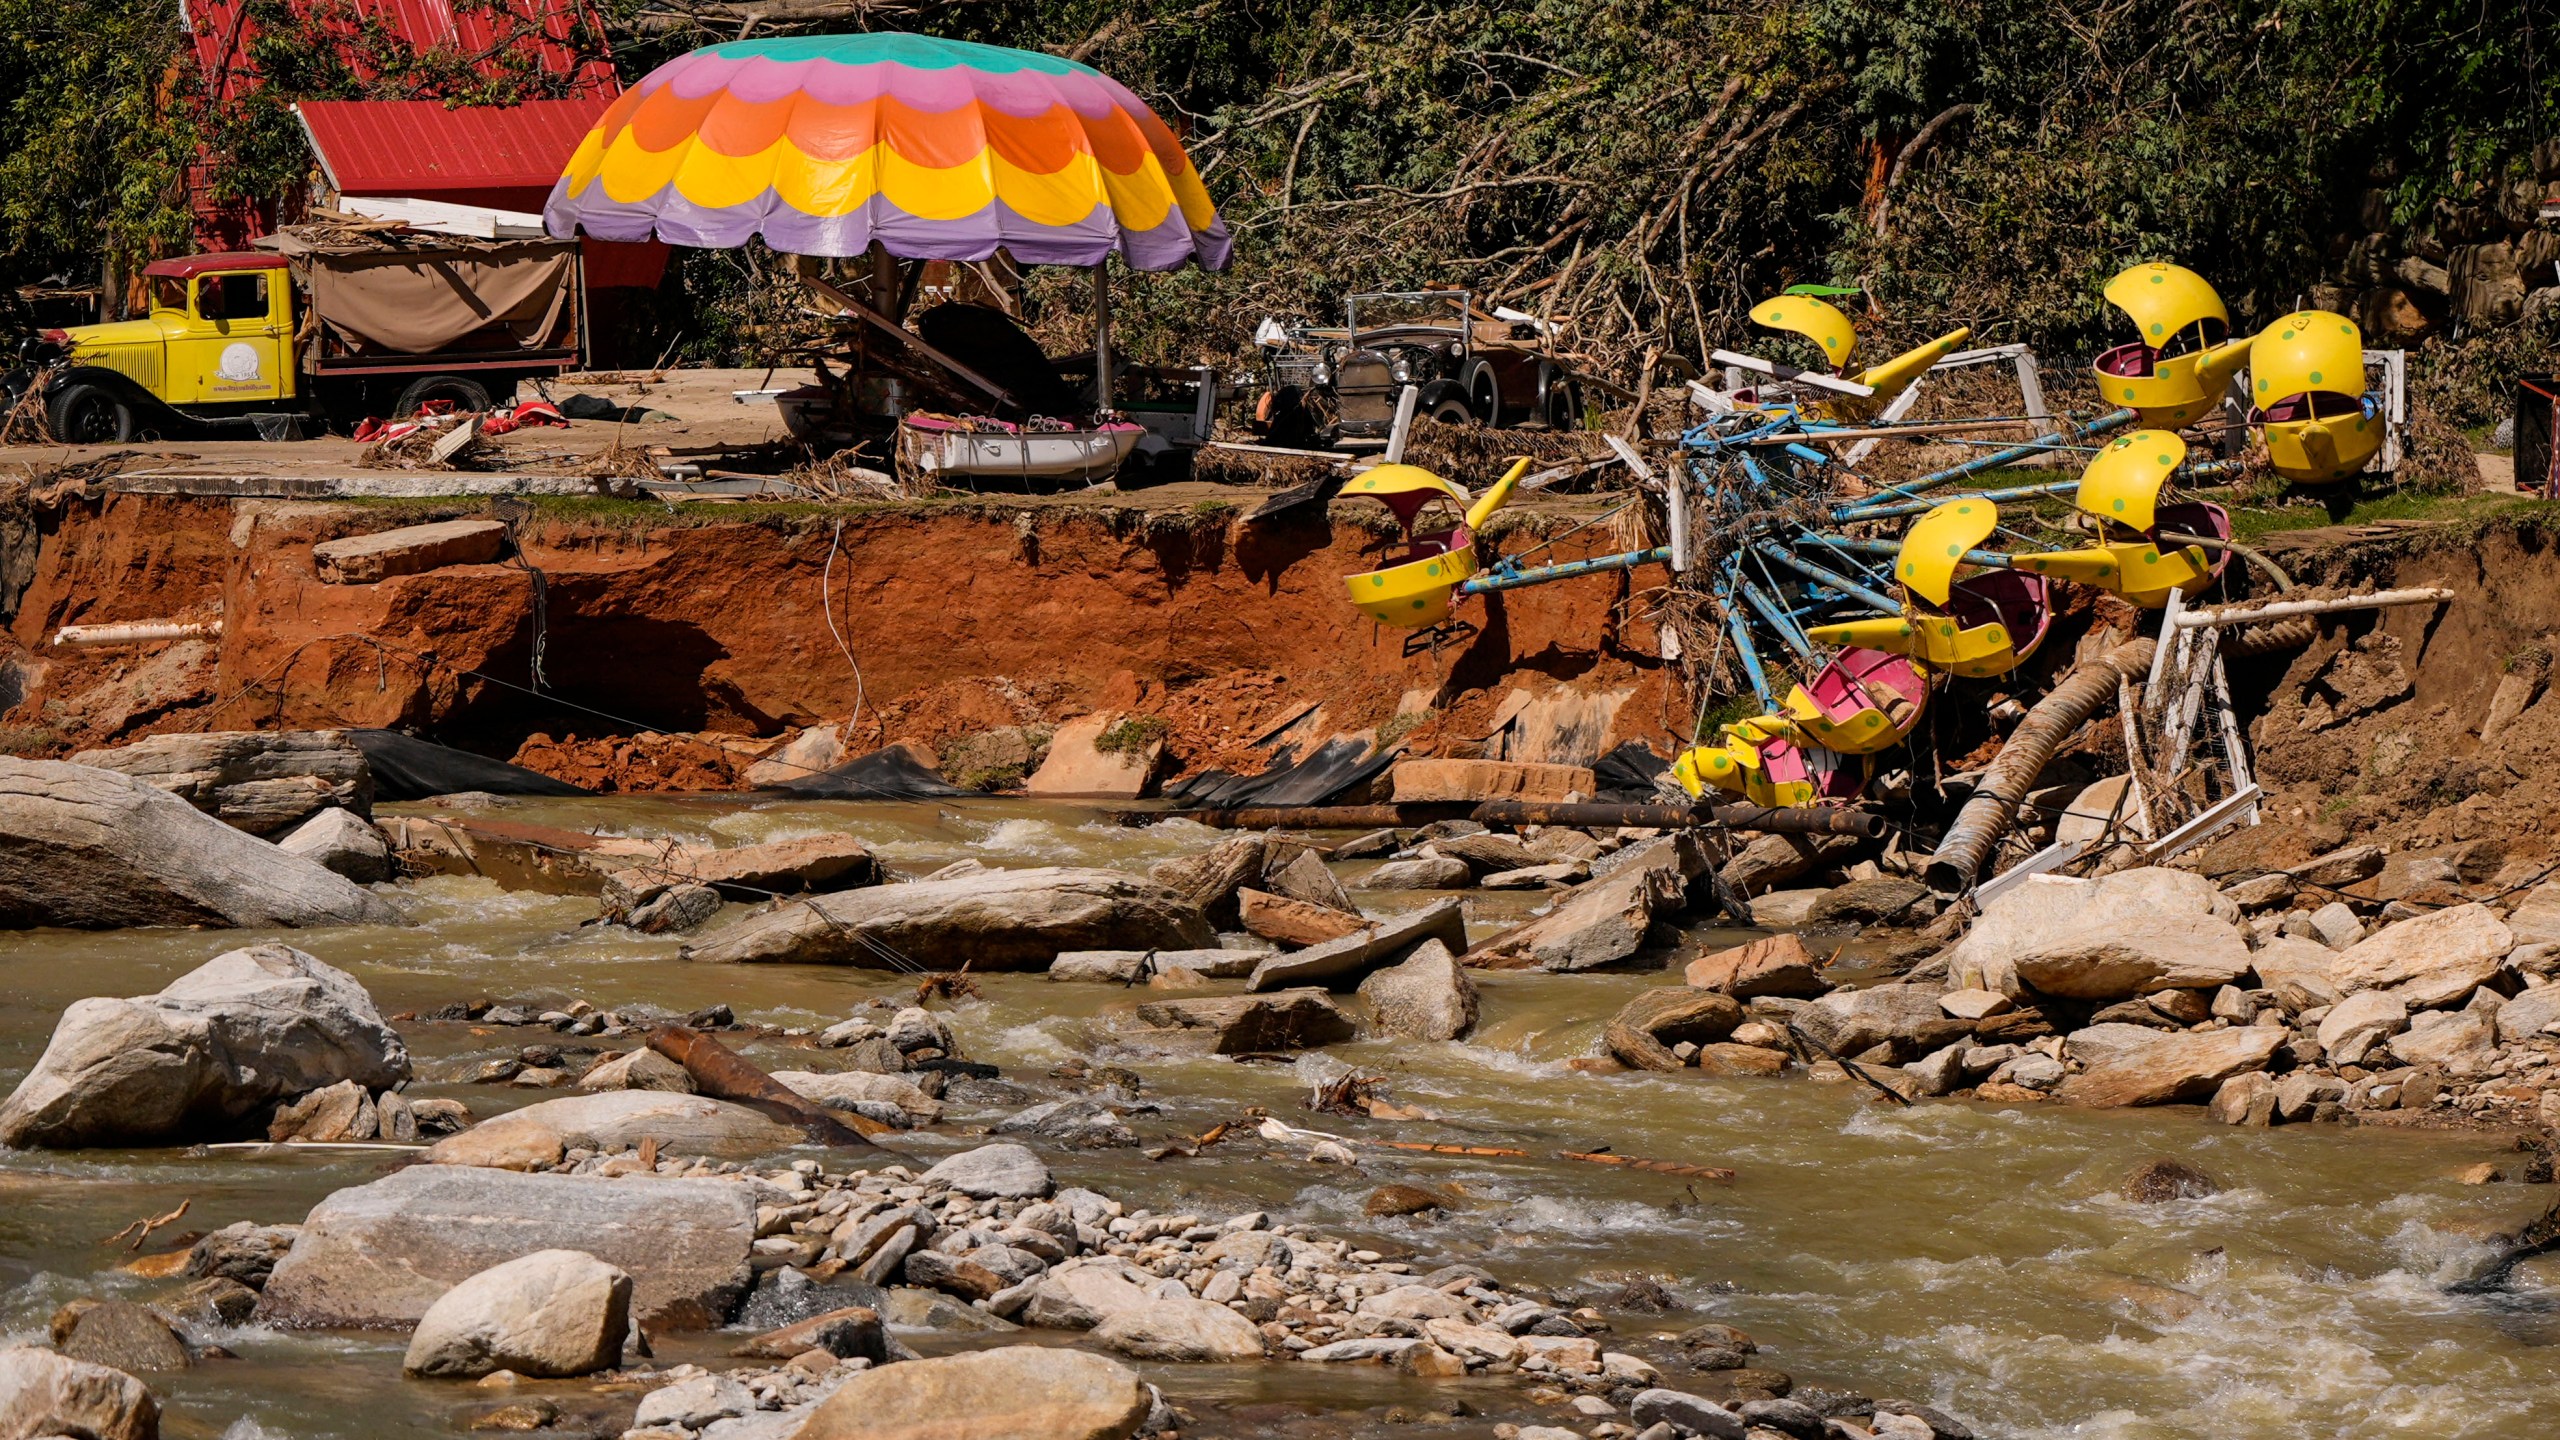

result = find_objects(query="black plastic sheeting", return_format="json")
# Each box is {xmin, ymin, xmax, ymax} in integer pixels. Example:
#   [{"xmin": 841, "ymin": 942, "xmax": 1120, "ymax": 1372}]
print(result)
[
  {"xmin": 1161, "ymin": 736, "xmax": 1398, "ymax": 809},
  {"xmin": 349, "ymin": 729, "xmax": 590, "ymax": 800},
  {"xmin": 1592, "ymin": 740, "xmax": 1672, "ymax": 801},
  {"xmin": 775, "ymin": 746, "xmax": 972, "ymax": 800}
]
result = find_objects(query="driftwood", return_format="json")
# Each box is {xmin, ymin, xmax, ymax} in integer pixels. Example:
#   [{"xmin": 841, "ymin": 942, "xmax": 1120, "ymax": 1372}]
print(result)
[
  {"xmin": 1261, "ymin": 1125, "xmax": 1734, "ymax": 1181},
  {"xmin": 647, "ymin": 1025, "xmax": 880, "ymax": 1148}
]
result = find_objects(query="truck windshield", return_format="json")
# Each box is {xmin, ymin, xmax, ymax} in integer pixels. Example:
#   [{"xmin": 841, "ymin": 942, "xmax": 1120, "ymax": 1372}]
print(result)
[
  {"xmin": 1349, "ymin": 292, "xmax": 1467, "ymax": 340},
  {"xmin": 149, "ymin": 278, "xmax": 188, "ymax": 313}
]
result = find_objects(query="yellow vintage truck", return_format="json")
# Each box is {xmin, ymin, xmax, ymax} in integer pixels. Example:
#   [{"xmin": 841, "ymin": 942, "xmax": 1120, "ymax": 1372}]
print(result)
[{"xmin": 15, "ymin": 234, "xmax": 584, "ymax": 442}]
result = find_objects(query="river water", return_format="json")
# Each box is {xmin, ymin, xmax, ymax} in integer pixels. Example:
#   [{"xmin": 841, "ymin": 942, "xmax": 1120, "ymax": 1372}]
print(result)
[{"xmin": 3, "ymin": 796, "xmax": 2554, "ymax": 1439}]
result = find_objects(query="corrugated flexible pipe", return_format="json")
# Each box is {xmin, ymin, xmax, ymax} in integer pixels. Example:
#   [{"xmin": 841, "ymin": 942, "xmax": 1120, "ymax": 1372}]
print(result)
[{"xmin": 1925, "ymin": 635, "xmax": 2158, "ymax": 895}]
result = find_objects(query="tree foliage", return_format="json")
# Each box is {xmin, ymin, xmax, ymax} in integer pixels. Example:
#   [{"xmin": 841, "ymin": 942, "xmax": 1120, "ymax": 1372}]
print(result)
[{"xmin": 1, "ymin": 0, "xmax": 2550, "ymax": 384}]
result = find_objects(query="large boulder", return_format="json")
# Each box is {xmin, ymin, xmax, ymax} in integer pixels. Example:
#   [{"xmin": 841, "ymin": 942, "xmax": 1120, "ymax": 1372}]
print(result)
[
  {"xmin": 1683, "ymin": 933, "xmax": 1827, "ymax": 998},
  {"xmin": 1247, "ymin": 898, "xmax": 1468, "ymax": 991},
  {"xmin": 2495, "ymin": 986, "xmax": 2560, "ymax": 1045},
  {"xmin": 2503, "ymin": 881, "xmax": 2560, "ymax": 946},
  {"xmin": 56, "ymin": 1302, "xmax": 190, "ymax": 1374},
  {"xmin": 2331, "ymin": 903, "xmax": 2514, "ymax": 1008},
  {"xmin": 2055, "ymin": 1024, "xmax": 2285, "ymax": 1107},
  {"xmin": 401, "ymin": 1249, "xmax": 632, "ymax": 1378},
  {"xmin": 769, "ymin": 1069, "xmax": 943, "ymax": 1125},
  {"xmin": 919, "ymin": 1143, "xmax": 1052, "ymax": 1199},
  {"xmin": 2386, "ymin": 1009, "xmax": 2499, "ymax": 1074},
  {"xmin": 1604, "ymin": 987, "xmax": 1744, "ymax": 1071},
  {"xmin": 1148, "ymin": 834, "xmax": 1268, "ymax": 927},
  {"xmin": 424, "ymin": 1092, "xmax": 806, "ymax": 1170},
  {"xmin": 1130, "ymin": 990, "xmax": 1357, "ymax": 1053},
  {"xmin": 1020, "ymin": 1263, "xmax": 1156, "ymax": 1330},
  {"xmin": 2249, "ymin": 937, "xmax": 2343, "ymax": 1012},
  {"xmin": 1357, "ymin": 939, "xmax": 1479, "ymax": 1040},
  {"xmin": 69, "ymin": 730, "xmax": 372, "ymax": 834},
  {"xmin": 2317, "ymin": 990, "xmax": 2410, "ymax": 1066},
  {"xmin": 274, "ymin": 807, "xmax": 393, "ymax": 883},
  {"xmin": 657, "ymin": 833, "xmax": 880, "ymax": 898},
  {"xmin": 1464, "ymin": 834, "xmax": 1708, "ymax": 972},
  {"xmin": 257, "ymin": 1165, "xmax": 756, "ymax": 1331},
  {"xmin": 1089, "ymin": 1294, "xmax": 1266, "ymax": 1361},
  {"xmin": 0, "ymin": 1344, "xmax": 159, "ymax": 1440},
  {"xmin": 0, "ymin": 944, "xmax": 409, "ymax": 1149},
  {"xmin": 0, "ymin": 759, "xmax": 402, "ymax": 929},
  {"xmin": 788, "ymin": 1345, "xmax": 1151, "ymax": 1440},
  {"xmin": 681, "ymin": 866, "xmax": 1210, "ymax": 968},
  {"xmin": 1795, "ymin": 984, "xmax": 1968, "ymax": 1061},
  {"xmin": 1949, "ymin": 869, "xmax": 2247, "ymax": 1000}
]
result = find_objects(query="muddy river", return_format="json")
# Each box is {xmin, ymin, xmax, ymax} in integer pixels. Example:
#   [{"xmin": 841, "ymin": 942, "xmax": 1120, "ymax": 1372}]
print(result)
[{"xmin": 4, "ymin": 797, "xmax": 2554, "ymax": 1439}]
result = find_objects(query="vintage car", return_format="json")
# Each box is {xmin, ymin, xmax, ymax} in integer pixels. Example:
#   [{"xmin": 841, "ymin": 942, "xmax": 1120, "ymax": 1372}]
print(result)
[{"xmin": 1254, "ymin": 289, "xmax": 1587, "ymax": 447}]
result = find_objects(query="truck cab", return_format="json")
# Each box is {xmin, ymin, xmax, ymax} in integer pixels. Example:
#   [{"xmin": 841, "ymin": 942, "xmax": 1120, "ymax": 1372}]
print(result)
[
  {"xmin": 22, "ymin": 236, "xmax": 582, "ymax": 444},
  {"xmin": 60, "ymin": 254, "xmax": 297, "ymax": 428}
]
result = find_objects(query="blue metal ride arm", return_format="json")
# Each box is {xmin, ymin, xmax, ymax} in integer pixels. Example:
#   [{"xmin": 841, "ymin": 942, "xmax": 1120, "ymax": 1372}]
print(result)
[
  {"xmin": 1837, "ymin": 407, "xmax": 2138, "ymax": 514},
  {"xmin": 1829, "ymin": 458, "xmax": 2246, "ymax": 523},
  {"xmin": 1737, "ymin": 578, "xmax": 1815, "ymax": 661},
  {"xmin": 1810, "ymin": 533, "xmax": 2012, "ymax": 570},
  {"xmin": 1755, "ymin": 540, "xmax": 1903, "ymax": 614},
  {"xmin": 1724, "ymin": 602, "xmax": 1776, "ymax": 711},
  {"xmin": 1460, "ymin": 546, "xmax": 1674, "ymax": 595}
]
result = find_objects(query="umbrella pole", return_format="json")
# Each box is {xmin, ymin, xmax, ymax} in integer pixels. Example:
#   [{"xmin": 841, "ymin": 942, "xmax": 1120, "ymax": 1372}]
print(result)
[{"xmin": 1093, "ymin": 263, "xmax": 1113, "ymax": 412}]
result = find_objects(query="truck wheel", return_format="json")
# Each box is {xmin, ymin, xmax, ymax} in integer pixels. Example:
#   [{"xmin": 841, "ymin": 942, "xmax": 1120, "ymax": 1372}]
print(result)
[
  {"xmin": 1545, "ymin": 380, "xmax": 1582, "ymax": 432},
  {"xmin": 46, "ymin": 383, "xmax": 134, "ymax": 444},
  {"xmin": 394, "ymin": 374, "xmax": 494, "ymax": 417}
]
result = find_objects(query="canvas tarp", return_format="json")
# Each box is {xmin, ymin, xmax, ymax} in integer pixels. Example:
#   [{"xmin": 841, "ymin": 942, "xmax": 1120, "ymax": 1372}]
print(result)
[{"xmin": 272, "ymin": 236, "xmax": 578, "ymax": 358}]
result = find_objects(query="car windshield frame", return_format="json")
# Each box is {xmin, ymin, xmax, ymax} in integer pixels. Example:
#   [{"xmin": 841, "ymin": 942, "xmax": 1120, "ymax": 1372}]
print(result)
[{"xmin": 1348, "ymin": 290, "xmax": 1470, "ymax": 345}]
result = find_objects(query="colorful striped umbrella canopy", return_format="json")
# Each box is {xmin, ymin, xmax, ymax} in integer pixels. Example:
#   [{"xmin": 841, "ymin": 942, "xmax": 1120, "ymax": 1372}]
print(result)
[{"xmin": 544, "ymin": 32, "xmax": 1230, "ymax": 271}]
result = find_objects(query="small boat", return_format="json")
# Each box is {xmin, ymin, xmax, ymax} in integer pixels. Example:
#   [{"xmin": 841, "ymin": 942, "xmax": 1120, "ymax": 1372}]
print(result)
[{"xmin": 896, "ymin": 414, "xmax": 1146, "ymax": 484}]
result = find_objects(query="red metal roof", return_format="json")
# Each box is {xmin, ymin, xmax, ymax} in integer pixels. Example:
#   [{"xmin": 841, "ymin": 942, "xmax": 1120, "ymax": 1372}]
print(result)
[
  {"xmin": 296, "ymin": 96, "xmax": 614, "ymax": 208},
  {"xmin": 143, "ymin": 251, "xmax": 291, "ymax": 278},
  {"xmin": 184, "ymin": 0, "xmax": 618, "ymax": 107}
]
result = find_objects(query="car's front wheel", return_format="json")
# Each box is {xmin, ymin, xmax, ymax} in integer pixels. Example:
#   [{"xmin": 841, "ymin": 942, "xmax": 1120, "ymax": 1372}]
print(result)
[{"xmin": 46, "ymin": 382, "xmax": 134, "ymax": 444}]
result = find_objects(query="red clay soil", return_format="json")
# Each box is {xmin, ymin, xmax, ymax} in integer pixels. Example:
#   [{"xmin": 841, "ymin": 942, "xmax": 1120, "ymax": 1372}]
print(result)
[{"xmin": 0, "ymin": 492, "xmax": 1668, "ymax": 789}]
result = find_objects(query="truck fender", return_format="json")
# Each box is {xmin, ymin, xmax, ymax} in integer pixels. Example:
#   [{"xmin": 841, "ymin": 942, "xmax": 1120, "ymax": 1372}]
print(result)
[
  {"xmin": 1414, "ymin": 378, "xmax": 1471, "ymax": 420},
  {"xmin": 47, "ymin": 366, "xmax": 206, "ymax": 438}
]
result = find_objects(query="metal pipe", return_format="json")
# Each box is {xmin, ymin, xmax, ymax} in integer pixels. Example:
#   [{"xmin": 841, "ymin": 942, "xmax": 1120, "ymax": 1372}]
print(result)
[
  {"xmin": 1724, "ymin": 601, "xmax": 1776, "ymax": 710},
  {"xmin": 1737, "ymin": 578, "xmax": 1814, "ymax": 660},
  {"xmin": 1755, "ymin": 540, "xmax": 1903, "ymax": 613},
  {"xmin": 1472, "ymin": 800, "xmax": 1888, "ymax": 836},
  {"xmin": 1461, "ymin": 546, "xmax": 1673, "ymax": 594},
  {"xmin": 1834, "ymin": 476, "xmax": 2086, "ymax": 522},
  {"xmin": 1133, "ymin": 803, "xmax": 1478, "ymax": 829},
  {"xmin": 1925, "ymin": 636, "xmax": 2158, "ymax": 894},
  {"xmin": 2171, "ymin": 587, "xmax": 2453, "ymax": 629},
  {"xmin": 1858, "ymin": 407, "xmax": 2138, "ymax": 507},
  {"xmin": 1832, "ymin": 459, "xmax": 2241, "ymax": 522},
  {"xmin": 51, "ymin": 619, "xmax": 222, "ymax": 647}
]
